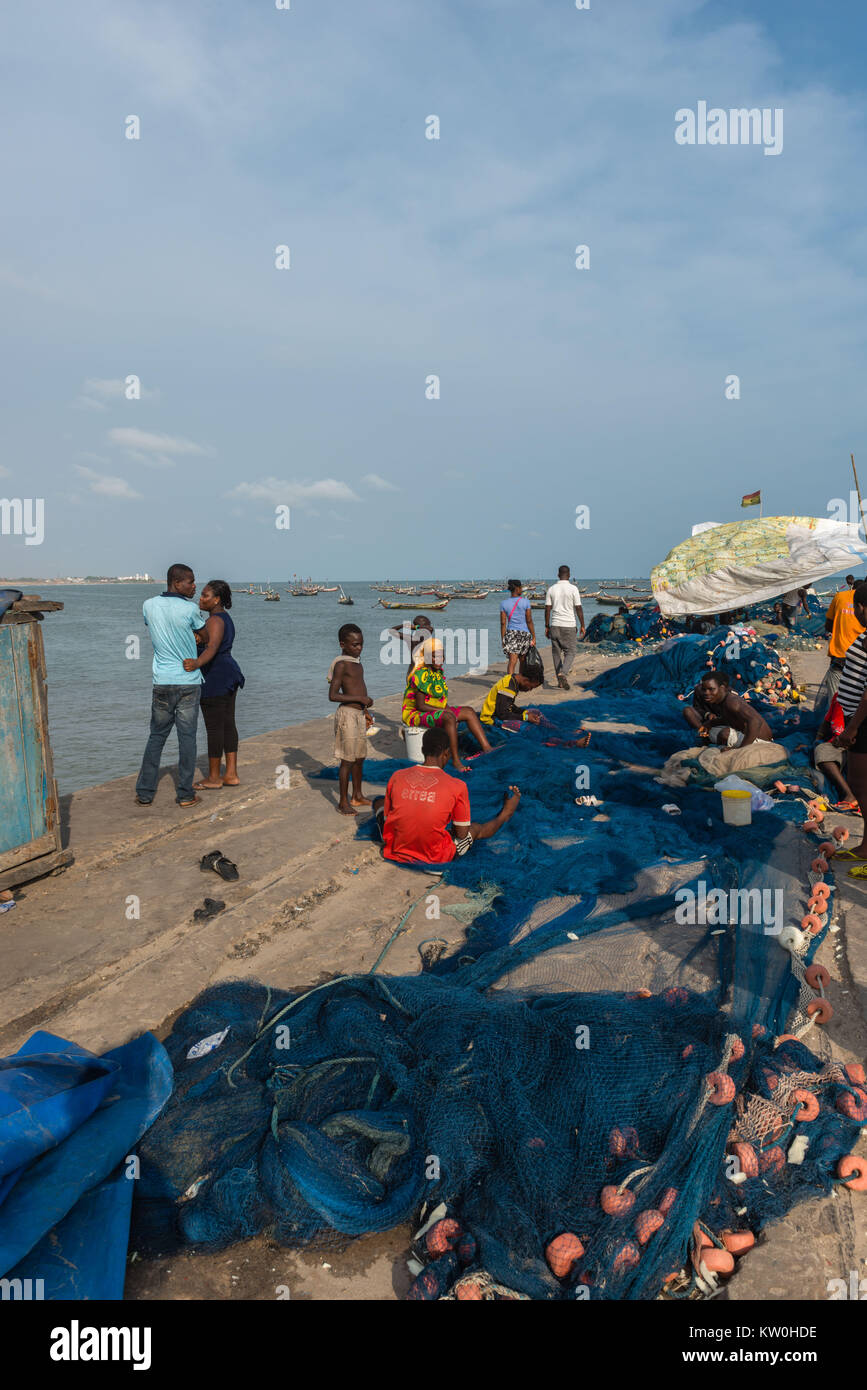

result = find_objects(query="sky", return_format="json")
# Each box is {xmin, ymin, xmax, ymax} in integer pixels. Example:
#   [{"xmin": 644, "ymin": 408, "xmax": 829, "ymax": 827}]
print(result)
[{"xmin": 1, "ymin": 0, "xmax": 867, "ymax": 581}]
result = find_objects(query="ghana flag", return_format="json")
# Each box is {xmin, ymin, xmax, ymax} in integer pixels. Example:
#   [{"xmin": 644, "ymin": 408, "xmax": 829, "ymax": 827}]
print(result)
[{"xmin": 741, "ymin": 490, "xmax": 761, "ymax": 508}]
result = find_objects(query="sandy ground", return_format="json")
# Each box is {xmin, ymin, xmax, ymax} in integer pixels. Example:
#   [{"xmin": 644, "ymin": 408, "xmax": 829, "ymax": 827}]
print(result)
[{"xmin": 4, "ymin": 638, "xmax": 866, "ymax": 1302}]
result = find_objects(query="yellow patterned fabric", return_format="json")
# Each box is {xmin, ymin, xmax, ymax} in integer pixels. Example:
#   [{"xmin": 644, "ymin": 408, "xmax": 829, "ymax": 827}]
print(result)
[{"xmin": 653, "ymin": 517, "xmax": 818, "ymax": 591}]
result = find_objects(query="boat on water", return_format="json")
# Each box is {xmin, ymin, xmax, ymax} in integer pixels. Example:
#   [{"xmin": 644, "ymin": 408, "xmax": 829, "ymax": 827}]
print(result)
[
  {"xmin": 319, "ymin": 586, "xmax": 339, "ymax": 592},
  {"xmin": 338, "ymin": 586, "xmax": 354, "ymax": 605},
  {"xmin": 457, "ymin": 590, "xmax": 489, "ymax": 599},
  {"xmin": 379, "ymin": 598, "xmax": 449, "ymax": 611}
]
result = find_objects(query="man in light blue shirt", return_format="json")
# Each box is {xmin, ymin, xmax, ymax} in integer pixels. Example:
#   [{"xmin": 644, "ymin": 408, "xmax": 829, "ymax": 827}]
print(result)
[{"xmin": 135, "ymin": 563, "xmax": 208, "ymax": 806}]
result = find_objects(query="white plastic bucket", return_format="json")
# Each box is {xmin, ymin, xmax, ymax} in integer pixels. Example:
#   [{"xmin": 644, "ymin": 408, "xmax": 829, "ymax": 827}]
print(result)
[
  {"xmin": 403, "ymin": 726, "xmax": 425, "ymax": 763},
  {"xmin": 721, "ymin": 788, "xmax": 752, "ymax": 826}
]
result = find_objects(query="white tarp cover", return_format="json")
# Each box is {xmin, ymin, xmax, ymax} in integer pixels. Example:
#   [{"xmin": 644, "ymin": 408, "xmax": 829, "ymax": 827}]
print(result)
[{"xmin": 651, "ymin": 515, "xmax": 867, "ymax": 617}]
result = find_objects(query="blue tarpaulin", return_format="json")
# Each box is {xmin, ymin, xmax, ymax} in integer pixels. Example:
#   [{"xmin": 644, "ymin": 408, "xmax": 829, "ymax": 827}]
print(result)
[{"xmin": 0, "ymin": 1030, "xmax": 172, "ymax": 1299}]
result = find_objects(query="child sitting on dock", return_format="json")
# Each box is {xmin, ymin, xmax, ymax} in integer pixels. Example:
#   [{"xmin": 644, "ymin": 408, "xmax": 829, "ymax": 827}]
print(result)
[
  {"xmin": 328, "ymin": 623, "xmax": 373, "ymax": 815},
  {"xmin": 480, "ymin": 658, "xmax": 545, "ymax": 727}
]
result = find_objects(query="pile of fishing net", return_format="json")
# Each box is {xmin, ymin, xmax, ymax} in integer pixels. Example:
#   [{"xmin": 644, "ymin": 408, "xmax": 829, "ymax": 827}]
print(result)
[
  {"xmin": 131, "ymin": 974, "xmax": 864, "ymax": 1300},
  {"xmin": 130, "ymin": 632, "xmax": 864, "ymax": 1300}
]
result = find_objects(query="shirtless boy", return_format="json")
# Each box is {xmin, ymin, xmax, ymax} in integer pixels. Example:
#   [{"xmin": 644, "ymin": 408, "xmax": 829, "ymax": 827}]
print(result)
[
  {"xmin": 683, "ymin": 669, "xmax": 773, "ymax": 747},
  {"xmin": 328, "ymin": 623, "xmax": 373, "ymax": 815}
]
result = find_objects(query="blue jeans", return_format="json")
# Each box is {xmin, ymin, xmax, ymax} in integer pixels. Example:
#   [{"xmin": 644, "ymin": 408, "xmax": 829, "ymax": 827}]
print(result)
[{"xmin": 136, "ymin": 686, "xmax": 201, "ymax": 803}]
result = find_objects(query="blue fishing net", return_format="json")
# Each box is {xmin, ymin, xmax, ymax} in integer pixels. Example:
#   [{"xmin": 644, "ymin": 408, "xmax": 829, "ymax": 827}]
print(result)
[{"xmin": 132, "ymin": 629, "xmax": 864, "ymax": 1300}]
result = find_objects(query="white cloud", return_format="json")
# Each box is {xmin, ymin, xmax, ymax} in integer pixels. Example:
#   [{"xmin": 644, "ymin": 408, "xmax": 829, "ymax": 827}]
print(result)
[
  {"xmin": 361, "ymin": 472, "xmax": 398, "ymax": 492},
  {"xmin": 108, "ymin": 427, "xmax": 210, "ymax": 468},
  {"xmin": 75, "ymin": 465, "xmax": 142, "ymax": 500},
  {"xmin": 74, "ymin": 378, "xmax": 158, "ymax": 412},
  {"xmin": 227, "ymin": 477, "xmax": 360, "ymax": 506}
]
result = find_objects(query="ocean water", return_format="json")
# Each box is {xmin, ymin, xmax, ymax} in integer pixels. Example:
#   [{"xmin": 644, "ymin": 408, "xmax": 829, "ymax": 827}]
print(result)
[{"xmin": 31, "ymin": 578, "xmax": 649, "ymax": 793}]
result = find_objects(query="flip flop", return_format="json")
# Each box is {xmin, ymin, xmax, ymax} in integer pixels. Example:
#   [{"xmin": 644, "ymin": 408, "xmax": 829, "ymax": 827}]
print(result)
[
  {"xmin": 833, "ymin": 848, "xmax": 867, "ymax": 860},
  {"xmin": 832, "ymin": 801, "xmax": 860, "ymax": 813},
  {"xmin": 193, "ymin": 897, "xmax": 226, "ymax": 921},
  {"xmin": 201, "ymin": 850, "xmax": 240, "ymax": 882}
]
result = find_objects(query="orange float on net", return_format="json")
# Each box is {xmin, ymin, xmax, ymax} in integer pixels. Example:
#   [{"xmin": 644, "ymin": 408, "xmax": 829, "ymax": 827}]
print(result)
[
  {"xmin": 836, "ymin": 1087, "xmax": 867, "ymax": 1122},
  {"xmin": 545, "ymin": 1232, "xmax": 585, "ymax": 1278},
  {"xmin": 818, "ymin": 841, "xmax": 836, "ymax": 856},
  {"xmin": 706, "ymin": 1071, "xmax": 736, "ymax": 1105},
  {"xmin": 801, "ymin": 913, "xmax": 823, "ymax": 935},
  {"xmin": 845, "ymin": 1063, "xmax": 866, "ymax": 1086},
  {"xmin": 730, "ymin": 1036, "xmax": 745, "ymax": 1061},
  {"xmin": 807, "ymin": 895, "xmax": 827, "ymax": 915},
  {"xmin": 662, "ymin": 986, "xmax": 689, "ymax": 1006},
  {"xmin": 682, "ymin": 1044, "xmax": 694, "ymax": 1058},
  {"xmin": 456, "ymin": 1279, "xmax": 485, "ymax": 1300},
  {"xmin": 837, "ymin": 1156, "xmax": 867, "ymax": 1191},
  {"xmin": 721, "ymin": 1230, "xmax": 755, "ymax": 1255},
  {"xmin": 805, "ymin": 963, "xmax": 830, "ymax": 991},
  {"xmin": 752, "ymin": 1023, "xmax": 767, "ymax": 1039},
  {"xmin": 658, "ymin": 1186, "xmax": 678, "ymax": 1215},
  {"xmin": 775, "ymin": 1033, "xmax": 800, "ymax": 1046},
  {"xmin": 759, "ymin": 1145, "xmax": 785, "ymax": 1174},
  {"xmin": 832, "ymin": 826, "xmax": 850, "ymax": 843},
  {"xmin": 811, "ymin": 857, "xmax": 829, "ymax": 873},
  {"xmin": 600, "ymin": 1185, "xmax": 636, "ymax": 1216},
  {"xmin": 634, "ymin": 1209, "xmax": 664, "ymax": 1245},
  {"xmin": 812, "ymin": 882, "xmax": 830, "ymax": 900},
  {"xmin": 806, "ymin": 998, "xmax": 833, "ymax": 1024},
  {"xmin": 701, "ymin": 1247, "xmax": 735, "ymax": 1275},
  {"xmin": 426, "ymin": 1217, "xmax": 462, "ymax": 1255},
  {"xmin": 612, "ymin": 1241, "xmax": 641, "ymax": 1274},
  {"xmin": 791, "ymin": 1088, "xmax": 820, "ymax": 1121},
  {"xmin": 730, "ymin": 1142, "xmax": 759, "ymax": 1178}
]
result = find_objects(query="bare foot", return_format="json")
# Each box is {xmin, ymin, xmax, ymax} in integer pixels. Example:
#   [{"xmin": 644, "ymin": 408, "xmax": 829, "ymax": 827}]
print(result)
[
  {"xmin": 453, "ymin": 762, "xmax": 471, "ymax": 774},
  {"xmin": 194, "ymin": 780, "xmax": 223, "ymax": 790},
  {"xmin": 351, "ymin": 795, "xmax": 372, "ymax": 806},
  {"xmin": 222, "ymin": 778, "xmax": 241, "ymax": 786},
  {"xmin": 338, "ymin": 801, "xmax": 358, "ymax": 815}
]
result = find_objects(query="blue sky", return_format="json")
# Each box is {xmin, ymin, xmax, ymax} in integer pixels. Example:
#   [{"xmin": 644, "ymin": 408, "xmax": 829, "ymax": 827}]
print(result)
[{"xmin": 1, "ymin": 0, "xmax": 866, "ymax": 580}]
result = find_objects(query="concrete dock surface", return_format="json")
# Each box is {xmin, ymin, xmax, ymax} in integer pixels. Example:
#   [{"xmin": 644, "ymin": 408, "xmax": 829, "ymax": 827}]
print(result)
[{"xmin": 3, "ymin": 644, "xmax": 865, "ymax": 1301}]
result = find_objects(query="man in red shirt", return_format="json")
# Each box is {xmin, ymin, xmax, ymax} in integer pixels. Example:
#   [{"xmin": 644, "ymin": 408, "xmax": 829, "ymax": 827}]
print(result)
[{"xmin": 373, "ymin": 726, "xmax": 521, "ymax": 865}]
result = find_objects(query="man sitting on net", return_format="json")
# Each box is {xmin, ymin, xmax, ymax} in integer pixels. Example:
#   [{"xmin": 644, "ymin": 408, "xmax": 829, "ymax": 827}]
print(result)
[
  {"xmin": 683, "ymin": 669, "xmax": 773, "ymax": 749},
  {"xmin": 373, "ymin": 726, "xmax": 521, "ymax": 866}
]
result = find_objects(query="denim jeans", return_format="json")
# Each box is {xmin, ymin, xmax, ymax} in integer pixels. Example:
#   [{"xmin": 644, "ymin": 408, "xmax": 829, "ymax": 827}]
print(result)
[{"xmin": 136, "ymin": 685, "xmax": 201, "ymax": 803}]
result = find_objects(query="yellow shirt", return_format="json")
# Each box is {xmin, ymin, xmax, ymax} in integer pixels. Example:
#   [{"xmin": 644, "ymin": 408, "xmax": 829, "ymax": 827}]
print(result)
[
  {"xmin": 480, "ymin": 673, "xmax": 523, "ymax": 725},
  {"xmin": 827, "ymin": 590, "xmax": 864, "ymax": 659}
]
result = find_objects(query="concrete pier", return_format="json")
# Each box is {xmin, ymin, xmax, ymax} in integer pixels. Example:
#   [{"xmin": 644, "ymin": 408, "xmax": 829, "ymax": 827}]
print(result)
[{"xmin": 2, "ymin": 645, "xmax": 865, "ymax": 1301}]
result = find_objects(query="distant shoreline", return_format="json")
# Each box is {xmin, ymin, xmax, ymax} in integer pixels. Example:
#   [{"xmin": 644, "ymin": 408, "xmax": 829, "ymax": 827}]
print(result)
[{"xmin": 0, "ymin": 578, "xmax": 158, "ymax": 586}]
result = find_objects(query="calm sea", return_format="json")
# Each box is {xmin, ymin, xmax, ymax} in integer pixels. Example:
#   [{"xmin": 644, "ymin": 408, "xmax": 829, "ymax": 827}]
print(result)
[{"xmin": 32, "ymin": 578, "xmax": 649, "ymax": 793}]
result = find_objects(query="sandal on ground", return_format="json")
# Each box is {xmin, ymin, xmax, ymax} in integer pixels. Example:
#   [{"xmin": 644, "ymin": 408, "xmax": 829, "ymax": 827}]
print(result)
[
  {"xmin": 200, "ymin": 849, "xmax": 240, "ymax": 882},
  {"xmin": 832, "ymin": 800, "xmax": 860, "ymax": 812},
  {"xmin": 833, "ymin": 848, "xmax": 867, "ymax": 860},
  {"xmin": 193, "ymin": 897, "xmax": 226, "ymax": 921}
]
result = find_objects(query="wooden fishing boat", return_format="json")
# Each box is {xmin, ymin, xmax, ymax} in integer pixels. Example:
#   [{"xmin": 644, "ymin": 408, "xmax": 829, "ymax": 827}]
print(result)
[
  {"xmin": 378, "ymin": 598, "xmax": 449, "ymax": 611},
  {"xmin": 338, "ymin": 587, "xmax": 354, "ymax": 605},
  {"xmin": 456, "ymin": 590, "xmax": 489, "ymax": 599}
]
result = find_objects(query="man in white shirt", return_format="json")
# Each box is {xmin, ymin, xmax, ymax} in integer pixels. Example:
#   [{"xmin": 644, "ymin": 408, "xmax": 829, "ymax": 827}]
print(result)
[{"xmin": 545, "ymin": 565, "xmax": 585, "ymax": 690}]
